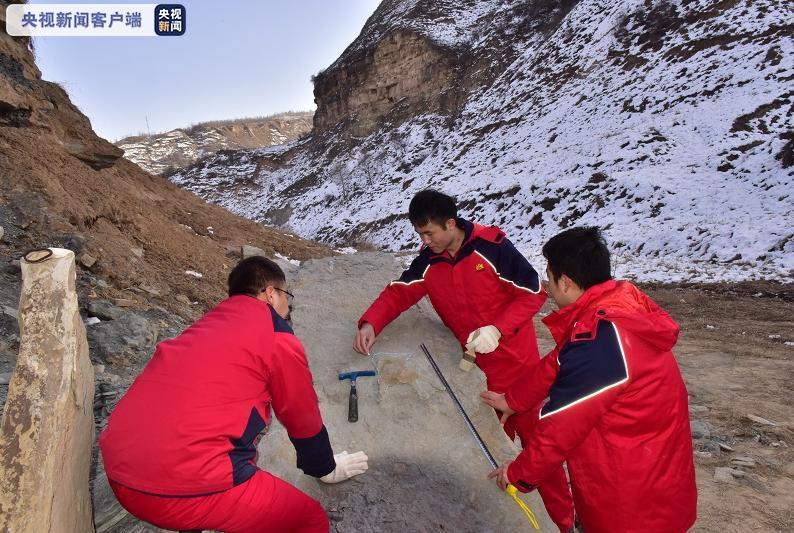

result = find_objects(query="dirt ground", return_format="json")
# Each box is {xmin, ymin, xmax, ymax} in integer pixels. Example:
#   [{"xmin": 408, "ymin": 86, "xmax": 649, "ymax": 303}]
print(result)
[{"xmin": 598, "ymin": 282, "xmax": 793, "ymax": 532}]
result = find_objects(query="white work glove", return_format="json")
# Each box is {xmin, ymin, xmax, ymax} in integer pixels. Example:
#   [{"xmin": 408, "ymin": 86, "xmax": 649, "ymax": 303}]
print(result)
[
  {"xmin": 465, "ymin": 325, "xmax": 502, "ymax": 355},
  {"xmin": 319, "ymin": 451, "xmax": 369, "ymax": 484}
]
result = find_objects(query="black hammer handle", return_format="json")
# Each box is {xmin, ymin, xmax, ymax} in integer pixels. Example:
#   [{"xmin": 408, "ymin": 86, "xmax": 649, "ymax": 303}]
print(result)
[{"xmin": 348, "ymin": 382, "xmax": 359, "ymax": 422}]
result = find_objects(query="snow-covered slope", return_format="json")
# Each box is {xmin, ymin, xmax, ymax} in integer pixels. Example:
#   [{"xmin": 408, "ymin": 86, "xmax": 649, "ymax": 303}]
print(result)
[
  {"xmin": 171, "ymin": 0, "xmax": 793, "ymax": 282},
  {"xmin": 117, "ymin": 112, "xmax": 312, "ymax": 175}
]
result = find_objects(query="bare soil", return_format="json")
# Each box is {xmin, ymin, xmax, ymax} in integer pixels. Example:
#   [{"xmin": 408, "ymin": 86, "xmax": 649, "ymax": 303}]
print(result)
[{"xmin": 647, "ymin": 283, "xmax": 794, "ymax": 532}]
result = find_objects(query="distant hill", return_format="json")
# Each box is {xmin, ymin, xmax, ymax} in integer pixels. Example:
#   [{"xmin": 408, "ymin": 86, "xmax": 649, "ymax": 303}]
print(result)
[{"xmin": 116, "ymin": 112, "xmax": 313, "ymax": 175}]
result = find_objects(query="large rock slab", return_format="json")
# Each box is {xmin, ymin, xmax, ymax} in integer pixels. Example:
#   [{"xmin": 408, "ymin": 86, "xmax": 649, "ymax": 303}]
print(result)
[
  {"xmin": 0, "ymin": 248, "xmax": 95, "ymax": 532},
  {"xmin": 258, "ymin": 252, "xmax": 554, "ymax": 532}
]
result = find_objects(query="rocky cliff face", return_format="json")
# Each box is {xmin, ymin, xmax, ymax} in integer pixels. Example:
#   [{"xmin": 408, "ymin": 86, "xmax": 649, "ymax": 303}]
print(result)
[
  {"xmin": 0, "ymin": 10, "xmax": 123, "ymax": 169},
  {"xmin": 312, "ymin": 0, "xmax": 576, "ymax": 136},
  {"xmin": 172, "ymin": 0, "xmax": 793, "ymax": 283},
  {"xmin": 116, "ymin": 112, "xmax": 313, "ymax": 175},
  {"xmin": 313, "ymin": 30, "xmax": 461, "ymax": 136}
]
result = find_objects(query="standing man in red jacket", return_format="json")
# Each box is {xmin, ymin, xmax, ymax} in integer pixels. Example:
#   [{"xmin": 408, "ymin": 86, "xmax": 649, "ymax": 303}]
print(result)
[
  {"xmin": 100, "ymin": 256, "xmax": 368, "ymax": 533},
  {"xmin": 484, "ymin": 227, "xmax": 697, "ymax": 533},
  {"xmin": 353, "ymin": 189, "xmax": 575, "ymax": 533}
]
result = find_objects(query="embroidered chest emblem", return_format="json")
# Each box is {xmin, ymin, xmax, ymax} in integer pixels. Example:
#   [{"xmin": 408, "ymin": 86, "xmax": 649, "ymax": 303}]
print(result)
[{"xmin": 475, "ymin": 263, "xmax": 485, "ymax": 271}]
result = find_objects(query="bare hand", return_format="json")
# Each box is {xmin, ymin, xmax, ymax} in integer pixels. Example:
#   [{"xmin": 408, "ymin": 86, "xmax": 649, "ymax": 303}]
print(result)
[
  {"xmin": 479, "ymin": 390, "xmax": 515, "ymax": 423},
  {"xmin": 353, "ymin": 322, "xmax": 376, "ymax": 355},
  {"xmin": 487, "ymin": 460, "xmax": 513, "ymax": 491}
]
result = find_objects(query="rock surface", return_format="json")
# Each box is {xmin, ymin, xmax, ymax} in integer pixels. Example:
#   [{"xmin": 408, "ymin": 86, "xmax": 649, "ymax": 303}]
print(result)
[
  {"xmin": 0, "ymin": 248, "xmax": 95, "ymax": 532},
  {"xmin": 90, "ymin": 252, "xmax": 553, "ymax": 532},
  {"xmin": 86, "ymin": 313, "xmax": 159, "ymax": 366},
  {"xmin": 88, "ymin": 300, "xmax": 126, "ymax": 321},
  {"xmin": 313, "ymin": 30, "xmax": 461, "ymax": 136},
  {"xmin": 257, "ymin": 252, "xmax": 554, "ymax": 531},
  {"xmin": 690, "ymin": 419, "xmax": 712, "ymax": 440}
]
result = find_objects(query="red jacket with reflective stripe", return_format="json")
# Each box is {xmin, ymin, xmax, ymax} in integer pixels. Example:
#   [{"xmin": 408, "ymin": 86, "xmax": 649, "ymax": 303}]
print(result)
[
  {"xmin": 359, "ymin": 218, "xmax": 546, "ymax": 390},
  {"xmin": 99, "ymin": 295, "xmax": 335, "ymax": 496},
  {"xmin": 505, "ymin": 280, "xmax": 697, "ymax": 533}
]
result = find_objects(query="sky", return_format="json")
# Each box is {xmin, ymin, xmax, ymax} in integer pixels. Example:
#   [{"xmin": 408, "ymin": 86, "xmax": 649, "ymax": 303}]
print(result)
[{"xmin": 29, "ymin": 0, "xmax": 381, "ymax": 141}]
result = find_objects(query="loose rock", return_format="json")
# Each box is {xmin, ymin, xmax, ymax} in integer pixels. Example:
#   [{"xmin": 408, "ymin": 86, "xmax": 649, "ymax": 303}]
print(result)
[
  {"xmin": 78, "ymin": 252, "xmax": 96, "ymax": 268},
  {"xmin": 4, "ymin": 260, "xmax": 20, "ymax": 276},
  {"xmin": 745, "ymin": 414, "xmax": 777, "ymax": 426},
  {"xmin": 242, "ymin": 245, "xmax": 266, "ymax": 259},
  {"xmin": 87, "ymin": 300, "xmax": 125, "ymax": 321},
  {"xmin": 690, "ymin": 419, "xmax": 712, "ymax": 440},
  {"xmin": 695, "ymin": 439, "xmax": 721, "ymax": 454},
  {"xmin": 713, "ymin": 467, "xmax": 741, "ymax": 484},
  {"xmin": 743, "ymin": 473, "xmax": 769, "ymax": 493},
  {"xmin": 86, "ymin": 313, "xmax": 159, "ymax": 366},
  {"xmin": 138, "ymin": 283, "xmax": 161, "ymax": 296},
  {"xmin": 64, "ymin": 233, "xmax": 87, "ymax": 254}
]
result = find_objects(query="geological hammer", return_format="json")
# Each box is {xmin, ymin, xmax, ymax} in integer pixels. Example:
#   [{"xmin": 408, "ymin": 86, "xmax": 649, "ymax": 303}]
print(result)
[{"xmin": 338, "ymin": 370, "xmax": 376, "ymax": 422}]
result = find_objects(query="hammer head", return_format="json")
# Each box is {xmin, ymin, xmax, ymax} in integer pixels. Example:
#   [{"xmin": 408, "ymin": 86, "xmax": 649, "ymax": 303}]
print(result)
[{"xmin": 338, "ymin": 370, "xmax": 376, "ymax": 383}]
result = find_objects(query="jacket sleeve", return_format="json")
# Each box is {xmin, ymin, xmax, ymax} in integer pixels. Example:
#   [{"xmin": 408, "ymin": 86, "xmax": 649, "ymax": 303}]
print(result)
[
  {"xmin": 486, "ymin": 238, "xmax": 547, "ymax": 338},
  {"xmin": 507, "ymin": 320, "xmax": 629, "ymax": 491},
  {"xmin": 504, "ymin": 352, "xmax": 559, "ymax": 413},
  {"xmin": 269, "ymin": 331, "xmax": 336, "ymax": 478},
  {"xmin": 359, "ymin": 253, "xmax": 429, "ymax": 335}
]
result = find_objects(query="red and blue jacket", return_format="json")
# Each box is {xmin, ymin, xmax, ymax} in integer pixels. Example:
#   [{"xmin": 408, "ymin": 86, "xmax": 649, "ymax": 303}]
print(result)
[
  {"xmin": 99, "ymin": 295, "xmax": 335, "ymax": 496},
  {"xmin": 505, "ymin": 280, "xmax": 697, "ymax": 533},
  {"xmin": 359, "ymin": 218, "xmax": 546, "ymax": 390}
]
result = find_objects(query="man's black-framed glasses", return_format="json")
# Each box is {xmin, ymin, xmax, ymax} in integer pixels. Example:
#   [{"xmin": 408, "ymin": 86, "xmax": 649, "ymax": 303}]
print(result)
[{"xmin": 274, "ymin": 287, "xmax": 294, "ymax": 303}]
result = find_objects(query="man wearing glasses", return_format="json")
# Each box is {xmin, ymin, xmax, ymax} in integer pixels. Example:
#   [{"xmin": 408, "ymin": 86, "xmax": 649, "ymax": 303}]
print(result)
[
  {"xmin": 100, "ymin": 256, "xmax": 367, "ymax": 532},
  {"xmin": 484, "ymin": 227, "xmax": 697, "ymax": 532}
]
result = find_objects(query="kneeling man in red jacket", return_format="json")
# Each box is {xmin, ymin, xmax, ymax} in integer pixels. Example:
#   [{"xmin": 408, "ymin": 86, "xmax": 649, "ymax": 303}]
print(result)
[
  {"xmin": 100, "ymin": 256, "xmax": 368, "ymax": 533},
  {"xmin": 484, "ymin": 227, "xmax": 697, "ymax": 533}
]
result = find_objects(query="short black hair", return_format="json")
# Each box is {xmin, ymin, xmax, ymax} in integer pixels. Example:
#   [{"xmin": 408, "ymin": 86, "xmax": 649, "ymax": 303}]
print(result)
[
  {"xmin": 227, "ymin": 256, "xmax": 286, "ymax": 297},
  {"xmin": 542, "ymin": 226, "xmax": 611, "ymax": 290},
  {"xmin": 408, "ymin": 189, "xmax": 457, "ymax": 227}
]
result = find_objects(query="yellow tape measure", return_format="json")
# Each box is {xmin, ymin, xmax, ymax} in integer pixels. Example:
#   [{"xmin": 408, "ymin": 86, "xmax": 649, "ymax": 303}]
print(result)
[{"xmin": 506, "ymin": 484, "xmax": 541, "ymax": 530}]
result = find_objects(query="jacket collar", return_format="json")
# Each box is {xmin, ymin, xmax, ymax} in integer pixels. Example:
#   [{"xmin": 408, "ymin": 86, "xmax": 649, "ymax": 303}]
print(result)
[
  {"xmin": 457, "ymin": 217, "xmax": 474, "ymax": 242},
  {"xmin": 542, "ymin": 279, "xmax": 618, "ymax": 344}
]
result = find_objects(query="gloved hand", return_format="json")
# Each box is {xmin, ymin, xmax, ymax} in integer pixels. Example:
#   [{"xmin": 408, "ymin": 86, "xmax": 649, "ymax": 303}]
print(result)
[
  {"xmin": 319, "ymin": 451, "xmax": 369, "ymax": 484},
  {"xmin": 465, "ymin": 325, "xmax": 501, "ymax": 354}
]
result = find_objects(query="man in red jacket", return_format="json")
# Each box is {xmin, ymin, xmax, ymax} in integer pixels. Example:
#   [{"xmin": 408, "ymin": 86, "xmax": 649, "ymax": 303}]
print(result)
[
  {"xmin": 100, "ymin": 256, "xmax": 368, "ymax": 533},
  {"xmin": 354, "ymin": 189, "xmax": 575, "ymax": 533},
  {"xmin": 484, "ymin": 227, "xmax": 697, "ymax": 533}
]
